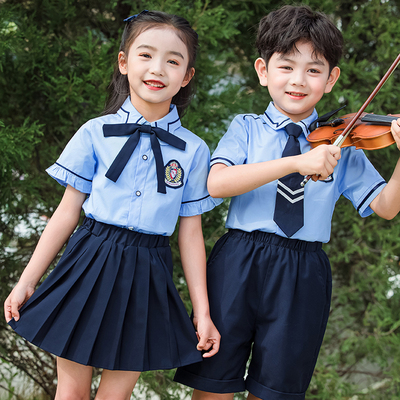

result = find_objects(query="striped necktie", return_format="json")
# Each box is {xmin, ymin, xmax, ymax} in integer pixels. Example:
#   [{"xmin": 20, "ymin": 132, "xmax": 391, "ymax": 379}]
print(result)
[{"xmin": 273, "ymin": 123, "xmax": 304, "ymax": 237}]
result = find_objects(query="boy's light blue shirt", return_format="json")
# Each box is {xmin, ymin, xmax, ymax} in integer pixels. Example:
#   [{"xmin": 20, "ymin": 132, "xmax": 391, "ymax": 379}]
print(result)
[
  {"xmin": 211, "ymin": 102, "xmax": 386, "ymax": 243},
  {"xmin": 47, "ymin": 97, "xmax": 221, "ymax": 236}
]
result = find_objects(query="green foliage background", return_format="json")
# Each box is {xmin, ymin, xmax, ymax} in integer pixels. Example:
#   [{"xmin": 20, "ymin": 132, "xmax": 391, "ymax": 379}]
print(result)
[{"xmin": 0, "ymin": 0, "xmax": 400, "ymax": 399}]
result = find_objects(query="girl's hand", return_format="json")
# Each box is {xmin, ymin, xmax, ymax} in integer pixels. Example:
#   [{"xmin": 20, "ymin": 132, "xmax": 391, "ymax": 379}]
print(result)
[
  {"xmin": 193, "ymin": 315, "xmax": 221, "ymax": 358},
  {"xmin": 4, "ymin": 282, "xmax": 36, "ymax": 323},
  {"xmin": 391, "ymin": 118, "xmax": 400, "ymax": 150}
]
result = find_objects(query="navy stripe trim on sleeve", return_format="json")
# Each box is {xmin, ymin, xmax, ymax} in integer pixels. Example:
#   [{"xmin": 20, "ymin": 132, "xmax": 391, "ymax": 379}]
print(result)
[
  {"xmin": 356, "ymin": 181, "xmax": 386, "ymax": 212},
  {"xmin": 211, "ymin": 157, "xmax": 235, "ymax": 166},
  {"xmin": 182, "ymin": 195, "xmax": 211, "ymax": 204},
  {"xmin": 55, "ymin": 162, "xmax": 93, "ymax": 182}
]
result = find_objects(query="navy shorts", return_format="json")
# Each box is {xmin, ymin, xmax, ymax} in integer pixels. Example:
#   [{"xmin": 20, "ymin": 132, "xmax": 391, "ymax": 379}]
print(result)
[{"xmin": 175, "ymin": 229, "xmax": 332, "ymax": 400}]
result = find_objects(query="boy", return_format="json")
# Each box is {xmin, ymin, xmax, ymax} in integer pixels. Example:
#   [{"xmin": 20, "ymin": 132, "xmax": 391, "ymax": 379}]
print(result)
[{"xmin": 175, "ymin": 5, "xmax": 400, "ymax": 400}]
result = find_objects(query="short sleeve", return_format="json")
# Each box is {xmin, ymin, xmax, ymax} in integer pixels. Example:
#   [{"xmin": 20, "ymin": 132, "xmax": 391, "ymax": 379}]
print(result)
[
  {"xmin": 46, "ymin": 120, "xmax": 97, "ymax": 194},
  {"xmin": 180, "ymin": 140, "xmax": 222, "ymax": 217},
  {"xmin": 339, "ymin": 147, "xmax": 386, "ymax": 217},
  {"xmin": 210, "ymin": 115, "xmax": 249, "ymax": 167}
]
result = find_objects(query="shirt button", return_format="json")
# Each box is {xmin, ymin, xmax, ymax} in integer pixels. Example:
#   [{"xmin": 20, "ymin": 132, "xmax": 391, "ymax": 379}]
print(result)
[
  {"xmin": 136, "ymin": 191, "xmax": 141, "ymax": 197},
  {"xmin": 142, "ymin": 155, "xmax": 148, "ymax": 160}
]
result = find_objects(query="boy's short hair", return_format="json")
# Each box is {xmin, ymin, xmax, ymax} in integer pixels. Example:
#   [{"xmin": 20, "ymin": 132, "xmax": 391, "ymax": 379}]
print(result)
[{"xmin": 256, "ymin": 5, "xmax": 343, "ymax": 71}]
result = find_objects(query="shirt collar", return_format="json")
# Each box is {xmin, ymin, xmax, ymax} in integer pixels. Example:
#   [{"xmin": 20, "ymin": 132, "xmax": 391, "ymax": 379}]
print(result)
[
  {"xmin": 261, "ymin": 102, "xmax": 319, "ymax": 137},
  {"xmin": 117, "ymin": 97, "xmax": 182, "ymax": 133}
]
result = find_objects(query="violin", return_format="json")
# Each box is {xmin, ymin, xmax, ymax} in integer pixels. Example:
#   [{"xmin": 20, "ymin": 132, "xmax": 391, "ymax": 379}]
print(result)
[
  {"xmin": 307, "ymin": 112, "xmax": 400, "ymax": 150},
  {"xmin": 302, "ymin": 53, "xmax": 400, "ymax": 186}
]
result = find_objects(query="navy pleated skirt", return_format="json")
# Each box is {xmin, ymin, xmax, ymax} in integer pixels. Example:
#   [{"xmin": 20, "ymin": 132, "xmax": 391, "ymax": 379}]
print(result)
[{"xmin": 9, "ymin": 218, "xmax": 203, "ymax": 371}]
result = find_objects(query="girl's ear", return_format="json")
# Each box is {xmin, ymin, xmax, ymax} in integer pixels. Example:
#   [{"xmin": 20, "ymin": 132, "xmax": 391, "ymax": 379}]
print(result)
[
  {"xmin": 254, "ymin": 57, "xmax": 268, "ymax": 87},
  {"xmin": 324, "ymin": 66, "xmax": 340, "ymax": 93},
  {"xmin": 181, "ymin": 67, "xmax": 195, "ymax": 88},
  {"xmin": 118, "ymin": 51, "xmax": 128, "ymax": 75}
]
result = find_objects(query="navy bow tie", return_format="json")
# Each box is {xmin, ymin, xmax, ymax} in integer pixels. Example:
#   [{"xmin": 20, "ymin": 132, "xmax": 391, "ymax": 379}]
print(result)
[{"xmin": 103, "ymin": 123, "xmax": 186, "ymax": 194}]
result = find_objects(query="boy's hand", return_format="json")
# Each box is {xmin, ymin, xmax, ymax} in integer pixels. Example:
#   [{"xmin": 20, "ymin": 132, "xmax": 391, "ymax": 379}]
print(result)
[
  {"xmin": 391, "ymin": 118, "xmax": 400, "ymax": 150},
  {"xmin": 193, "ymin": 315, "xmax": 221, "ymax": 358},
  {"xmin": 4, "ymin": 282, "xmax": 35, "ymax": 323},
  {"xmin": 297, "ymin": 144, "xmax": 341, "ymax": 181}
]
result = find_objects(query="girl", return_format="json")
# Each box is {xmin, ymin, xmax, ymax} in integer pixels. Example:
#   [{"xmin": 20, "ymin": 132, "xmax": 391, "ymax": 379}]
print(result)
[{"xmin": 4, "ymin": 10, "xmax": 220, "ymax": 400}]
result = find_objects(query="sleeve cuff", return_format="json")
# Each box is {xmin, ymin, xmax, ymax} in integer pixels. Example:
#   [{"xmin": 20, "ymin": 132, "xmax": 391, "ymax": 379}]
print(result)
[
  {"xmin": 179, "ymin": 195, "xmax": 223, "ymax": 217},
  {"xmin": 46, "ymin": 163, "xmax": 92, "ymax": 194},
  {"xmin": 210, "ymin": 157, "xmax": 235, "ymax": 167},
  {"xmin": 357, "ymin": 181, "xmax": 386, "ymax": 217}
]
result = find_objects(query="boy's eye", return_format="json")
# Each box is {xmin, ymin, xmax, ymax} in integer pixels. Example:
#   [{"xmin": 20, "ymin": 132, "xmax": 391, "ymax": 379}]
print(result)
[
  {"xmin": 280, "ymin": 66, "xmax": 292, "ymax": 70},
  {"xmin": 309, "ymin": 68, "xmax": 320, "ymax": 74}
]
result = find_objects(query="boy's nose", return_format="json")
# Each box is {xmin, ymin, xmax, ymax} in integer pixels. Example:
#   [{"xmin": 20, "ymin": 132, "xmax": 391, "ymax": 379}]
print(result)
[{"xmin": 290, "ymin": 71, "xmax": 306, "ymax": 86}]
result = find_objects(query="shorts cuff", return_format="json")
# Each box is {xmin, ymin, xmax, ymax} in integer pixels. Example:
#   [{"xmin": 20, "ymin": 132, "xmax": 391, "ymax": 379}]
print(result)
[
  {"xmin": 246, "ymin": 376, "xmax": 305, "ymax": 400},
  {"xmin": 174, "ymin": 368, "xmax": 245, "ymax": 393}
]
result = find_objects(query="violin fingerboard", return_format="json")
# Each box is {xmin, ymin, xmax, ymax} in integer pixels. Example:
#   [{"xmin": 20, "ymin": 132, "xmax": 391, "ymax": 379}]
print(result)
[{"xmin": 361, "ymin": 114, "xmax": 397, "ymax": 126}]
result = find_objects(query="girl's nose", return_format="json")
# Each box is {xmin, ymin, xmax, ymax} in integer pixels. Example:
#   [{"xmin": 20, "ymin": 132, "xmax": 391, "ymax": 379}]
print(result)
[{"xmin": 149, "ymin": 59, "xmax": 164, "ymax": 76}]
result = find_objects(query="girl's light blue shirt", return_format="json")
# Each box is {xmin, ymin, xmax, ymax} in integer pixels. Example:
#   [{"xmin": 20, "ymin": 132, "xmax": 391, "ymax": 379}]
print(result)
[
  {"xmin": 47, "ymin": 97, "xmax": 221, "ymax": 236},
  {"xmin": 211, "ymin": 102, "xmax": 386, "ymax": 243}
]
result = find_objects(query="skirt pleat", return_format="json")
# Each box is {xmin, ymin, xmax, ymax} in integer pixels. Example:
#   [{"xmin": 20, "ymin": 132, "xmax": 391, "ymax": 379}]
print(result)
[
  {"xmin": 9, "ymin": 218, "xmax": 203, "ymax": 371},
  {"xmin": 15, "ymin": 233, "xmax": 104, "ymax": 346}
]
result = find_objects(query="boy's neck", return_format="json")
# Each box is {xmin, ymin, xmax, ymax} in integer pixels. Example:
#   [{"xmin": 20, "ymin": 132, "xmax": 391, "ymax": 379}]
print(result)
[{"xmin": 271, "ymin": 101, "xmax": 315, "ymax": 123}]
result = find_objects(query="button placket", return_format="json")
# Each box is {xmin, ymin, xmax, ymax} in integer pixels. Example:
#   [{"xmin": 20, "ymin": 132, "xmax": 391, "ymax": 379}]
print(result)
[{"xmin": 128, "ymin": 137, "xmax": 151, "ymax": 224}]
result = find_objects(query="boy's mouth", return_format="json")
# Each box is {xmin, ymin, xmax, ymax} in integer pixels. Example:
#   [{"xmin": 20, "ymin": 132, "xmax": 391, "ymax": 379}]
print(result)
[
  {"xmin": 287, "ymin": 91, "xmax": 306, "ymax": 98},
  {"xmin": 144, "ymin": 80, "xmax": 165, "ymax": 89}
]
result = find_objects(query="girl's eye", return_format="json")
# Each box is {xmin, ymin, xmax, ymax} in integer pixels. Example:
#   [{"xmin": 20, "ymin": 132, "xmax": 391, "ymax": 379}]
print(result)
[
  {"xmin": 168, "ymin": 60, "xmax": 179, "ymax": 66},
  {"xmin": 139, "ymin": 53, "xmax": 151, "ymax": 59}
]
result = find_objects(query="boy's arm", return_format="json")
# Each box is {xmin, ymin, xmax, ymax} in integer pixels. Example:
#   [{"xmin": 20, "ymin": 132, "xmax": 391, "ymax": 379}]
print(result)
[
  {"xmin": 369, "ymin": 119, "xmax": 400, "ymax": 220},
  {"xmin": 178, "ymin": 215, "xmax": 220, "ymax": 357},
  {"xmin": 4, "ymin": 185, "xmax": 86, "ymax": 322},
  {"xmin": 208, "ymin": 144, "xmax": 341, "ymax": 198}
]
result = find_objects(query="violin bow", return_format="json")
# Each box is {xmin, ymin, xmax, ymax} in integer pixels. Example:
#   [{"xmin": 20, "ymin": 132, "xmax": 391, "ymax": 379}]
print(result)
[{"xmin": 301, "ymin": 52, "xmax": 400, "ymax": 187}]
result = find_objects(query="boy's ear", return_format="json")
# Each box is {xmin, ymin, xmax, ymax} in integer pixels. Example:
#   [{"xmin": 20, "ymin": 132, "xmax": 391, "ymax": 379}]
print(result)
[
  {"xmin": 324, "ymin": 66, "xmax": 340, "ymax": 93},
  {"xmin": 118, "ymin": 51, "xmax": 128, "ymax": 75},
  {"xmin": 182, "ymin": 67, "xmax": 195, "ymax": 88},
  {"xmin": 254, "ymin": 57, "xmax": 268, "ymax": 87}
]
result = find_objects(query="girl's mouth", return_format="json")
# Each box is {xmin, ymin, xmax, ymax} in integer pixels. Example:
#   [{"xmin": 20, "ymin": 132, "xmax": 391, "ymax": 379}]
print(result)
[{"xmin": 144, "ymin": 80, "xmax": 165, "ymax": 89}]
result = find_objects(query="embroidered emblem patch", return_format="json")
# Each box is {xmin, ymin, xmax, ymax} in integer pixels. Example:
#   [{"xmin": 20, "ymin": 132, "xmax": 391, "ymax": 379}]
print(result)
[{"xmin": 165, "ymin": 160, "xmax": 184, "ymax": 189}]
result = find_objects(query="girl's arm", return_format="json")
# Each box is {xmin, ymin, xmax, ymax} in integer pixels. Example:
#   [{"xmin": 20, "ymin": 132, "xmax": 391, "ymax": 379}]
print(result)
[
  {"xmin": 208, "ymin": 144, "xmax": 341, "ymax": 198},
  {"xmin": 178, "ymin": 215, "xmax": 220, "ymax": 358},
  {"xmin": 4, "ymin": 185, "xmax": 86, "ymax": 322},
  {"xmin": 370, "ymin": 118, "xmax": 400, "ymax": 219}
]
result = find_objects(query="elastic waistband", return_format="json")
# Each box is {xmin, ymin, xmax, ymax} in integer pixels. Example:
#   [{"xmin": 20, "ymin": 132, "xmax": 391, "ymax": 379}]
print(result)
[
  {"xmin": 228, "ymin": 229, "xmax": 322, "ymax": 252},
  {"xmin": 82, "ymin": 218, "xmax": 170, "ymax": 248}
]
